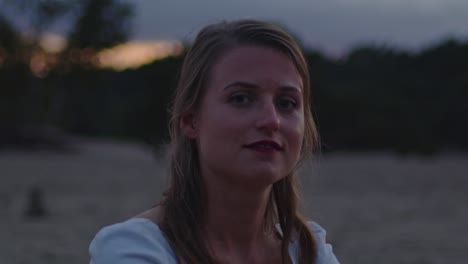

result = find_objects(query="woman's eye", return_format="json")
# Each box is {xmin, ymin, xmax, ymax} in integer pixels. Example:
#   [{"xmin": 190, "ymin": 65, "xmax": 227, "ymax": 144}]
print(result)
[
  {"xmin": 277, "ymin": 98, "xmax": 298, "ymax": 110},
  {"xmin": 230, "ymin": 94, "xmax": 251, "ymax": 104}
]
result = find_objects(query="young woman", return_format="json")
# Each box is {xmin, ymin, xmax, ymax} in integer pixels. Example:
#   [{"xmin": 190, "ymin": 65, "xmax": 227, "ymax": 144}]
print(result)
[{"xmin": 90, "ymin": 19, "xmax": 339, "ymax": 264}]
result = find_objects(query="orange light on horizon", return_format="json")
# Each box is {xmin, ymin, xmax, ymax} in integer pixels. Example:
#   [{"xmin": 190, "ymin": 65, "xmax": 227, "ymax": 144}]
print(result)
[
  {"xmin": 97, "ymin": 41, "xmax": 183, "ymax": 71},
  {"xmin": 39, "ymin": 33, "xmax": 67, "ymax": 54},
  {"xmin": 1, "ymin": 38, "xmax": 185, "ymax": 73}
]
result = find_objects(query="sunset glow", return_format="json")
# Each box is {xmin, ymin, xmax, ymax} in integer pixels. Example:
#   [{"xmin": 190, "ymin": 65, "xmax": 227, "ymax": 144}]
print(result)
[
  {"xmin": 27, "ymin": 38, "xmax": 184, "ymax": 75},
  {"xmin": 97, "ymin": 41, "xmax": 183, "ymax": 71},
  {"xmin": 39, "ymin": 33, "xmax": 67, "ymax": 54}
]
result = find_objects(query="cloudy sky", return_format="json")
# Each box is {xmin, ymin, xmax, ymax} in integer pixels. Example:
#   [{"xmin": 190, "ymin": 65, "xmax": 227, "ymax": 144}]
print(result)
[{"xmin": 131, "ymin": 0, "xmax": 468, "ymax": 55}]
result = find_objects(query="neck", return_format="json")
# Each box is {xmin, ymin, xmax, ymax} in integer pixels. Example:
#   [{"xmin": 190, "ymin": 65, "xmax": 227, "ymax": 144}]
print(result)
[{"xmin": 203, "ymin": 181, "xmax": 275, "ymax": 255}]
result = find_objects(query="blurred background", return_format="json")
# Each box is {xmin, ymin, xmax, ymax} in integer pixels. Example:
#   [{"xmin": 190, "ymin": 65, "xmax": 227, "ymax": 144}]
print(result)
[{"xmin": 1, "ymin": 0, "xmax": 467, "ymax": 263}]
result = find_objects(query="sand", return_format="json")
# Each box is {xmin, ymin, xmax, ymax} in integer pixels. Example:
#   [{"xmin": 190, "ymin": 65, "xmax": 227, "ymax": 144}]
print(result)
[{"xmin": 1, "ymin": 139, "xmax": 467, "ymax": 263}]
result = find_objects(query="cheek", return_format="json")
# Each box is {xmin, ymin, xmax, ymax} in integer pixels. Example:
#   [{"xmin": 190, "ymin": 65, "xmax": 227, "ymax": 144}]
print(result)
[
  {"xmin": 200, "ymin": 110, "xmax": 242, "ymax": 136},
  {"xmin": 286, "ymin": 117, "xmax": 305, "ymax": 157},
  {"xmin": 197, "ymin": 107, "xmax": 246, "ymax": 152}
]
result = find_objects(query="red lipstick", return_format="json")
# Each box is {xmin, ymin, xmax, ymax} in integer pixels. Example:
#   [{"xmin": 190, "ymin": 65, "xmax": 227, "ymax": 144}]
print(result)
[{"xmin": 245, "ymin": 140, "xmax": 283, "ymax": 153}]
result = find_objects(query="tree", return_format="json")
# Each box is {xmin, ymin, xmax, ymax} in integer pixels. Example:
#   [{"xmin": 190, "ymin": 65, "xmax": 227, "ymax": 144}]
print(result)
[
  {"xmin": 0, "ymin": 0, "xmax": 134, "ymax": 147},
  {"xmin": 67, "ymin": 0, "xmax": 132, "ymax": 50}
]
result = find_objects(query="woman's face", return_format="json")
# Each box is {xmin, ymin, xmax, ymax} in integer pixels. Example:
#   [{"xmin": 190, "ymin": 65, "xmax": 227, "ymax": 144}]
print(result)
[{"xmin": 183, "ymin": 45, "xmax": 305, "ymax": 190}]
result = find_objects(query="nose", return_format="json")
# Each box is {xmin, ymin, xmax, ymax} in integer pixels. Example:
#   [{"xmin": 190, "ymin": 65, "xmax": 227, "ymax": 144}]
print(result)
[{"xmin": 255, "ymin": 100, "xmax": 280, "ymax": 133}]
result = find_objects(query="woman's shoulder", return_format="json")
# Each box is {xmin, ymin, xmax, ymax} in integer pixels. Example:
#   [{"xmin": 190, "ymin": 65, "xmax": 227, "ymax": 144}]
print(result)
[
  {"xmin": 288, "ymin": 221, "xmax": 340, "ymax": 264},
  {"xmin": 308, "ymin": 220, "xmax": 328, "ymax": 238},
  {"xmin": 306, "ymin": 221, "xmax": 340, "ymax": 264},
  {"xmin": 89, "ymin": 217, "xmax": 176, "ymax": 264}
]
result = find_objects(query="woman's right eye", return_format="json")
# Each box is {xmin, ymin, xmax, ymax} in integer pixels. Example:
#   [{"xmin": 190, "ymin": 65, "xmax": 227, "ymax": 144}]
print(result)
[{"xmin": 229, "ymin": 94, "xmax": 251, "ymax": 105}]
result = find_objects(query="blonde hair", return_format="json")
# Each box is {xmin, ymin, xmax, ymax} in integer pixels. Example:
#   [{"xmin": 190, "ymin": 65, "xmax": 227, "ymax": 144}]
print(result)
[{"xmin": 160, "ymin": 19, "xmax": 319, "ymax": 264}]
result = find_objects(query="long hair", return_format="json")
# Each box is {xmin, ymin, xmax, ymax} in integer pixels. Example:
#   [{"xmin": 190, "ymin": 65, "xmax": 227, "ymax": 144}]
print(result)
[{"xmin": 160, "ymin": 19, "xmax": 320, "ymax": 264}]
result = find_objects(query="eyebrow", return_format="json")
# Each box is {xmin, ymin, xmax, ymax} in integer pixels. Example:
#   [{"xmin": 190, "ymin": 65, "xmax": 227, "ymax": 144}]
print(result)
[{"xmin": 223, "ymin": 81, "xmax": 302, "ymax": 93}]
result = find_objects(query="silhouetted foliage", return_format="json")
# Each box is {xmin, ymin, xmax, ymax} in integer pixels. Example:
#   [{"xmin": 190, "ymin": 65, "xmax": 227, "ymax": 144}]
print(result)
[
  {"xmin": 68, "ymin": 0, "xmax": 133, "ymax": 50},
  {"xmin": 309, "ymin": 41, "xmax": 468, "ymax": 154},
  {"xmin": 0, "ymin": 13, "xmax": 24, "ymax": 133},
  {"xmin": 57, "ymin": 56, "xmax": 182, "ymax": 147},
  {"xmin": 0, "ymin": 14, "xmax": 19, "ymax": 52},
  {"xmin": 0, "ymin": 0, "xmax": 133, "ymax": 148}
]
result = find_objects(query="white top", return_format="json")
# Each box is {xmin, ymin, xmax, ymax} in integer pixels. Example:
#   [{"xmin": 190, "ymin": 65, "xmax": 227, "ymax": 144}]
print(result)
[{"xmin": 89, "ymin": 218, "xmax": 340, "ymax": 264}]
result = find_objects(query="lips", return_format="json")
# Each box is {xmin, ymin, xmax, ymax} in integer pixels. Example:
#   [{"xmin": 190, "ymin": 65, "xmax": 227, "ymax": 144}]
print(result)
[{"xmin": 245, "ymin": 140, "xmax": 283, "ymax": 151}]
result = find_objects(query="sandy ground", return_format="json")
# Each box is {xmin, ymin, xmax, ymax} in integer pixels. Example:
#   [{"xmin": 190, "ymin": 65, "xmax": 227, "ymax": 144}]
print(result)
[{"xmin": 1, "ymin": 139, "xmax": 467, "ymax": 264}]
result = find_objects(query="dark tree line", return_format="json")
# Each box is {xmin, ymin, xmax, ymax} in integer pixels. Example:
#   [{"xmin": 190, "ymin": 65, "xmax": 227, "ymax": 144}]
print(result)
[
  {"xmin": 40, "ymin": 39, "xmax": 467, "ymax": 155},
  {"xmin": 307, "ymin": 40, "xmax": 468, "ymax": 154},
  {"xmin": 1, "ymin": 2, "xmax": 467, "ymax": 154}
]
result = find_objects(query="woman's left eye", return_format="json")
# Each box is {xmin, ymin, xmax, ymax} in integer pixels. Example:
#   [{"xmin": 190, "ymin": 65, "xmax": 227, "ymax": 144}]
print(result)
[{"xmin": 277, "ymin": 98, "xmax": 298, "ymax": 110}]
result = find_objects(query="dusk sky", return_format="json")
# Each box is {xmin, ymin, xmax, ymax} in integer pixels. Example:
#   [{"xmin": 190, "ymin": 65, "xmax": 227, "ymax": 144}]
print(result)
[{"xmin": 132, "ymin": 0, "xmax": 468, "ymax": 55}]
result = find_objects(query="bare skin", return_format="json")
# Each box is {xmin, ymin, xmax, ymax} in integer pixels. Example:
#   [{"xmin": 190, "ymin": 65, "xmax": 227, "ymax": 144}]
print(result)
[{"xmin": 202, "ymin": 186, "xmax": 285, "ymax": 264}]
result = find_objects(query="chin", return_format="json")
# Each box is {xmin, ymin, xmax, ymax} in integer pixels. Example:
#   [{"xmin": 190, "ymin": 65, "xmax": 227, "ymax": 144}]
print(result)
[{"xmin": 239, "ymin": 168, "xmax": 286, "ymax": 188}]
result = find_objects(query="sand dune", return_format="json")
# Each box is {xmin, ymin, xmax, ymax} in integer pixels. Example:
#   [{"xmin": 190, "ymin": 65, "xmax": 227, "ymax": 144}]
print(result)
[{"xmin": 1, "ymin": 139, "xmax": 467, "ymax": 263}]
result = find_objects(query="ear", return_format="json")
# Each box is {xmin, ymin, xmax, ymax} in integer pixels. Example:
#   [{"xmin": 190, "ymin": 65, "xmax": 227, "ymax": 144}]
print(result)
[{"xmin": 180, "ymin": 113, "xmax": 199, "ymax": 139}]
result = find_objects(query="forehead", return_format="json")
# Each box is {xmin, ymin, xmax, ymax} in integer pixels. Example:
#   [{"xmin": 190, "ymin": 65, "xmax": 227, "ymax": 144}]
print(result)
[{"xmin": 207, "ymin": 45, "xmax": 303, "ymax": 90}]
